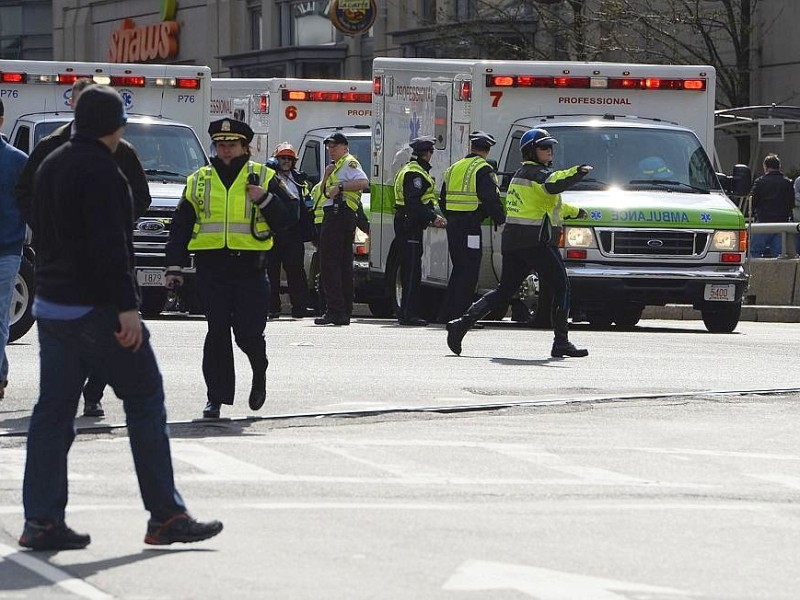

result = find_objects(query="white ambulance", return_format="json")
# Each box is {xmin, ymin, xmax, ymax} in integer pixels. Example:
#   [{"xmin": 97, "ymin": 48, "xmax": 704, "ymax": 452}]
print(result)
[
  {"xmin": 370, "ymin": 58, "xmax": 751, "ymax": 333},
  {"xmin": 0, "ymin": 59, "xmax": 212, "ymax": 335},
  {"xmin": 209, "ymin": 78, "xmax": 388, "ymax": 314}
]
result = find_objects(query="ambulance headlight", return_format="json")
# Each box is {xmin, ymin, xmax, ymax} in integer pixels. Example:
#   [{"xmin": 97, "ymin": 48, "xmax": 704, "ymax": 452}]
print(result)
[
  {"xmin": 564, "ymin": 227, "xmax": 595, "ymax": 248},
  {"xmin": 711, "ymin": 230, "xmax": 737, "ymax": 251}
]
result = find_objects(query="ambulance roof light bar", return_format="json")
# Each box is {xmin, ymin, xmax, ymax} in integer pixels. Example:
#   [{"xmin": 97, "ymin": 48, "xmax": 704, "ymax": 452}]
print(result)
[
  {"xmin": 281, "ymin": 89, "xmax": 371, "ymax": 103},
  {"xmin": 486, "ymin": 74, "xmax": 706, "ymax": 91}
]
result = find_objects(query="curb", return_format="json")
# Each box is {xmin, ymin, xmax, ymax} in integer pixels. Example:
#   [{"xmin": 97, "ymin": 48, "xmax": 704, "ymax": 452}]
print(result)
[{"xmin": 642, "ymin": 304, "xmax": 800, "ymax": 323}]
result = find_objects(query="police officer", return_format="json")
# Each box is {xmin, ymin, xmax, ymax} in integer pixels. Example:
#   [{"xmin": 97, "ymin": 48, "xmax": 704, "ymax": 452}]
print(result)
[
  {"xmin": 393, "ymin": 136, "xmax": 447, "ymax": 326},
  {"xmin": 438, "ymin": 131, "xmax": 506, "ymax": 323},
  {"xmin": 314, "ymin": 132, "xmax": 369, "ymax": 326},
  {"xmin": 165, "ymin": 118, "xmax": 297, "ymax": 419},
  {"xmin": 266, "ymin": 142, "xmax": 315, "ymax": 319},
  {"xmin": 446, "ymin": 128, "xmax": 591, "ymax": 358}
]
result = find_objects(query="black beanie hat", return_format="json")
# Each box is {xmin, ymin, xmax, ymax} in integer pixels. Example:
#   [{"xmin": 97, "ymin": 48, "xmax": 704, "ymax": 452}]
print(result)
[{"xmin": 74, "ymin": 85, "xmax": 128, "ymax": 138}]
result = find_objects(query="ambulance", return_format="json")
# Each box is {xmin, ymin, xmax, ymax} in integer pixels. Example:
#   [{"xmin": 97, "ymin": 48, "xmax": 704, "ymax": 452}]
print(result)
[
  {"xmin": 0, "ymin": 59, "xmax": 211, "ymax": 333},
  {"xmin": 210, "ymin": 78, "xmax": 387, "ymax": 314},
  {"xmin": 370, "ymin": 58, "xmax": 752, "ymax": 333}
]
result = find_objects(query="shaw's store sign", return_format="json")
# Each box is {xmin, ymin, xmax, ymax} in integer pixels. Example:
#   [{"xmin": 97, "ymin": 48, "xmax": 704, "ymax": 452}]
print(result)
[{"xmin": 108, "ymin": 18, "xmax": 179, "ymax": 63}]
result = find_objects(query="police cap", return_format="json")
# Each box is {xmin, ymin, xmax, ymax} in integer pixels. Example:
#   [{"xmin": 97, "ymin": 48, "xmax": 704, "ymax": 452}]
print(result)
[
  {"xmin": 469, "ymin": 130, "xmax": 496, "ymax": 150},
  {"xmin": 208, "ymin": 118, "xmax": 254, "ymax": 144},
  {"xmin": 409, "ymin": 135, "xmax": 437, "ymax": 153}
]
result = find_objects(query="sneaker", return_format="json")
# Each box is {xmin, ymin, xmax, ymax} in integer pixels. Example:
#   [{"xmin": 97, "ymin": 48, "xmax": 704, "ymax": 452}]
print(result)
[
  {"xmin": 144, "ymin": 513, "xmax": 223, "ymax": 546},
  {"xmin": 19, "ymin": 521, "xmax": 91, "ymax": 551},
  {"xmin": 83, "ymin": 400, "xmax": 105, "ymax": 417}
]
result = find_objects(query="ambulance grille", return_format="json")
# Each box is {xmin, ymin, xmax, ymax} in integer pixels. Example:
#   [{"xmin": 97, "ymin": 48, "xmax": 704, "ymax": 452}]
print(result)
[
  {"xmin": 133, "ymin": 207, "xmax": 173, "ymax": 266},
  {"xmin": 598, "ymin": 230, "xmax": 708, "ymax": 256}
]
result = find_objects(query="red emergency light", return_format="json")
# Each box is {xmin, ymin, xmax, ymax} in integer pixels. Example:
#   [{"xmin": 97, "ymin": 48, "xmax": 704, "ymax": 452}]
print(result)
[
  {"xmin": 175, "ymin": 78, "xmax": 201, "ymax": 90},
  {"xmin": 721, "ymin": 253, "xmax": 742, "ymax": 263},
  {"xmin": 373, "ymin": 76, "xmax": 382, "ymax": 96},
  {"xmin": 456, "ymin": 80, "xmax": 471, "ymax": 101},
  {"xmin": 282, "ymin": 89, "xmax": 371, "ymax": 103},
  {"xmin": 341, "ymin": 91, "xmax": 372, "ymax": 103},
  {"xmin": 607, "ymin": 77, "xmax": 706, "ymax": 91},
  {"xmin": 0, "ymin": 71, "xmax": 26, "ymax": 84},
  {"xmin": 58, "ymin": 73, "xmax": 92, "ymax": 85},
  {"xmin": 110, "ymin": 75, "xmax": 146, "ymax": 88}
]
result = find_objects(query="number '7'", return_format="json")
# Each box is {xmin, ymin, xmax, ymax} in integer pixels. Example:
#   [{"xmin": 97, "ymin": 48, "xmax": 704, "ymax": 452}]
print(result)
[{"xmin": 490, "ymin": 91, "xmax": 503, "ymax": 108}]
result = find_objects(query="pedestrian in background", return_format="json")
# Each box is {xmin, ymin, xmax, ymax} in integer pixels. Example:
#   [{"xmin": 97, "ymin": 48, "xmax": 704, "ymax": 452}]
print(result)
[
  {"xmin": 0, "ymin": 99, "xmax": 28, "ymax": 401},
  {"xmin": 15, "ymin": 77, "xmax": 151, "ymax": 418},
  {"xmin": 393, "ymin": 136, "xmax": 447, "ymax": 326},
  {"xmin": 314, "ymin": 132, "xmax": 369, "ymax": 326},
  {"xmin": 165, "ymin": 118, "xmax": 297, "ymax": 419},
  {"xmin": 446, "ymin": 128, "xmax": 591, "ymax": 358},
  {"xmin": 437, "ymin": 131, "xmax": 505, "ymax": 324},
  {"xmin": 265, "ymin": 142, "xmax": 315, "ymax": 319},
  {"xmin": 19, "ymin": 85, "xmax": 221, "ymax": 550},
  {"xmin": 792, "ymin": 174, "xmax": 800, "ymax": 255},
  {"xmin": 750, "ymin": 154, "xmax": 793, "ymax": 258}
]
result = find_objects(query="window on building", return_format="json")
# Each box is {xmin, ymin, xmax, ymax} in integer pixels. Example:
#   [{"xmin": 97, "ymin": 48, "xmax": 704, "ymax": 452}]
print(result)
[
  {"xmin": 419, "ymin": 0, "xmax": 436, "ymax": 23},
  {"xmin": 291, "ymin": 0, "xmax": 334, "ymax": 46},
  {"xmin": 248, "ymin": 0, "xmax": 262, "ymax": 50},
  {"xmin": 0, "ymin": 6, "xmax": 23, "ymax": 59}
]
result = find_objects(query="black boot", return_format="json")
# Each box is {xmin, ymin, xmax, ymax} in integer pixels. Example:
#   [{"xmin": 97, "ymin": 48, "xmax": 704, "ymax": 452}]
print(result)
[
  {"xmin": 446, "ymin": 298, "xmax": 490, "ymax": 356},
  {"xmin": 550, "ymin": 305, "xmax": 588, "ymax": 357},
  {"xmin": 551, "ymin": 334, "xmax": 588, "ymax": 358},
  {"xmin": 247, "ymin": 354, "xmax": 268, "ymax": 411}
]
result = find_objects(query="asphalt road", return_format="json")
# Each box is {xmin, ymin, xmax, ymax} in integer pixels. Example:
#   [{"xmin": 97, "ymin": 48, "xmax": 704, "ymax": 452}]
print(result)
[{"xmin": 1, "ymin": 315, "xmax": 799, "ymax": 599}]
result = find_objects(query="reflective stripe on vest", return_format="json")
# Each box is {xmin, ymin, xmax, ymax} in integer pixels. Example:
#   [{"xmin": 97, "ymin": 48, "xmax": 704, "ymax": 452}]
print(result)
[
  {"xmin": 442, "ymin": 156, "xmax": 494, "ymax": 212},
  {"xmin": 185, "ymin": 161, "xmax": 275, "ymax": 251},
  {"xmin": 327, "ymin": 153, "xmax": 363, "ymax": 212},
  {"xmin": 311, "ymin": 183, "xmax": 325, "ymax": 224},
  {"xmin": 394, "ymin": 161, "xmax": 436, "ymax": 207},
  {"xmin": 504, "ymin": 162, "xmax": 579, "ymax": 226}
]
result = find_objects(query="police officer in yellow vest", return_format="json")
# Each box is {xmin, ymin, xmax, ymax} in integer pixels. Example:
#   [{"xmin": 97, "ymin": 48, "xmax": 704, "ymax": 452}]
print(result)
[
  {"xmin": 165, "ymin": 118, "xmax": 297, "ymax": 419},
  {"xmin": 315, "ymin": 132, "xmax": 369, "ymax": 326},
  {"xmin": 446, "ymin": 128, "xmax": 592, "ymax": 358},
  {"xmin": 393, "ymin": 136, "xmax": 447, "ymax": 326},
  {"xmin": 438, "ymin": 131, "xmax": 506, "ymax": 323}
]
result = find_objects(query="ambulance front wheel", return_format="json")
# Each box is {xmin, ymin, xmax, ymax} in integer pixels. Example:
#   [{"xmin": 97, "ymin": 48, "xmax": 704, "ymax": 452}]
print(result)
[{"xmin": 701, "ymin": 301, "xmax": 742, "ymax": 333}]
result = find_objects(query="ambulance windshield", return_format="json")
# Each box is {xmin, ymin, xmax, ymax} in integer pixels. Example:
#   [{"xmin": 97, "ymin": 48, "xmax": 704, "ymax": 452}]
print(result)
[{"xmin": 124, "ymin": 122, "xmax": 208, "ymax": 181}]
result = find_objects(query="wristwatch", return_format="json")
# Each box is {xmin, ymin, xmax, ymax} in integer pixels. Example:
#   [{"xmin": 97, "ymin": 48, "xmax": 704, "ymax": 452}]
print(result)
[{"xmin": 337, "ymin": 183, "xmax": 344, "ymax": 192}]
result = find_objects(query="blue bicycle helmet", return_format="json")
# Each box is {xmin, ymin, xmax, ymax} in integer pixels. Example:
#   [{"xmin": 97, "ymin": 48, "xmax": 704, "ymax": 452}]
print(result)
[{"xmin": 520, "ymin": 128, "xmax": 558, "ymax": 150}]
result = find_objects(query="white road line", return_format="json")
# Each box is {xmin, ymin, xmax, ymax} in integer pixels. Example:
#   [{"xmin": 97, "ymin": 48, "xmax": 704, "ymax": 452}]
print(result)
[
  {"xmin": 0, "ymin": 542, "xmax": 114, "ymax": 599},
  {"xmin": 0, "ymin": 449, "xmax": 93, "ymax": 481},
  {"xmin": 171, "ymin": 442, "xmax": 287, "ymax": 481},
  {"xmin": 746, "ymin": 473, "xmax": 800, "ymax": 490}
]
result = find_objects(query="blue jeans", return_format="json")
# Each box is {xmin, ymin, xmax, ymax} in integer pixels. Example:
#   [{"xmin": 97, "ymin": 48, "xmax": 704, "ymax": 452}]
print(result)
[
  {"xmin": 23, "ymin": 306, "xmax": 187, "ymax": 523},
  {"xmin": 0, "ymin": 253, "xmax": 21, "ymax": 382},
  {"xmin": 751, "ymin": 232, "xmax": 782, "ymax": 257}
]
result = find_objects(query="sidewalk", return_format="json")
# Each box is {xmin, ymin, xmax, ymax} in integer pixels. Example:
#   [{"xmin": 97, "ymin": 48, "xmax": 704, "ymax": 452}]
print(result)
[{"xmin": 642, "ymin": 304, "xmax": 800, "ymax": 323}]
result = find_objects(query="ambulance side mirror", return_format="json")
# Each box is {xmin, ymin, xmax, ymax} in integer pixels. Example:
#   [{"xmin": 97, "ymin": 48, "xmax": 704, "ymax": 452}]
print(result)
[{"xmin": 731, "ymin": 164, "xmax": 752, "ymax": 197}]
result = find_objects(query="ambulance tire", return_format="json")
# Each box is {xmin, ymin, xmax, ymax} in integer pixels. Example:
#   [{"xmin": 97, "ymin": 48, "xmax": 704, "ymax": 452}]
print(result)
[
  {"xmin": 613, "ymin": 306, "xmax": 643, "ymax": 330},
  {"xmin": 140, "ymin": 288, "xmax": 167, "ymax": 318},
  {"xmin": 8, "ymin": 254, "xmax": 35, "ymax": 343},
  {"xmin": 387, "ymin": 251, "xmax": 402, "ymax": 317},
  {"xmin": 368, "ymin": 299, "xmax": 394, "ymax": 318},
  {"xmin": 586, "ymin": 310, "xmax": 614, "ymax": 329},
  {"xmin": 701, "ymin": 301, "xmax": 741, "ymax": 333}
]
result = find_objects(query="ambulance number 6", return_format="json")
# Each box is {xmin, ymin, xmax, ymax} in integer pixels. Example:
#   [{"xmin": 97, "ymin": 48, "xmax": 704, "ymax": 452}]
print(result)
[{"xmin": 285, "ymin": 105, "xmax": 298, "ymax": 120}]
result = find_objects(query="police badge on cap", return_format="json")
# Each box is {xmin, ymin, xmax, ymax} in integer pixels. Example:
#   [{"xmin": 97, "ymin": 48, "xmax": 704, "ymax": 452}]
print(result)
[{"xmin": 208, "ymin": 118, "xmax": 254, "ymax": 144}]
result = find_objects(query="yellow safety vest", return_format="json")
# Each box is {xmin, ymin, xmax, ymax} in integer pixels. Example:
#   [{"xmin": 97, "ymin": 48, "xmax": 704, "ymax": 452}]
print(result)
[
  {"xmin": 442, "ymin": 156, "xmax": 496, "ymax": 212},
  {"xmin": 310, "ymin": 182, "xmax": 325, "ymax": 225},
  {"xmin": 505, "ymin": 161, "xmax": 582, "ymax": 226},
  {"xmin": 327, "ymin": 153, "xmax": 364, "ymax": 212},
  {"xmin": 185, "ymin": 161, "xmax": 275, "ymax": 251},
  {"xmin": 394, "ymin": 161, "xmax": 437, "ymax": 207}
]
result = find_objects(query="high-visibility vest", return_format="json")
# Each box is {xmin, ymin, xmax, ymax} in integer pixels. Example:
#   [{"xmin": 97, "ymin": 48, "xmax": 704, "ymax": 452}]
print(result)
[
  {"xmin": 442, "ymin": 156, "xmax": 496, "ymax": 212},
  {"xmin": 327, "ymin": 153, "xmax": 364, "ymax": 212},
  {"xmin": 394, "ymin": 161, "xmax": 436, "ymax": 207},
  {"xmin": 310, "ymin": 182, "xmax": 325, "ymax": 225},
  {"xmin": 505, "ymin": 161, "xmax": 581, "ymax": 226},
  {"xmin": 185, "ymin": 161, "xmax": 275, "ymax": 251}
]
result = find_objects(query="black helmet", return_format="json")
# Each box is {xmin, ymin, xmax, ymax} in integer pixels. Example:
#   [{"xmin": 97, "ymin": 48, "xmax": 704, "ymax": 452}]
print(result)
[
  {"xmin": 469, "ymin": 130, "xmax": 496, "ymax": 150},
  {"xmin": 520, "ymin": 128, "xmax": 558, "ymax": 150},
  {"xmin": 409, "ymin": 135, "xmax": 437, "ymax": 153}
]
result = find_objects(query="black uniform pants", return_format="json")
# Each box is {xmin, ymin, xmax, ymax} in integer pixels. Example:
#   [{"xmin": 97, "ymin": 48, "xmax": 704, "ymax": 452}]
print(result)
[
  {"xmin": 482, "ymin": 244, "xmax": 571, "ymax": 336},
  {"xmin": 440, "ymin": 210, "xmax": 482, "ymax": 322},
  {"xmin": 394, "ymin": 214, "xmax": 425, "ymax": 321},
  {"xmin": 319, "ymin": 207, "xmax": 357, "ymax": 318},
  {"xmin": 267, "ymin": 229, "xmax": 310, "ymax": 315},
  {"xmin": 196, "ymin": 258, "xmax": 269, "ymax": 405}
]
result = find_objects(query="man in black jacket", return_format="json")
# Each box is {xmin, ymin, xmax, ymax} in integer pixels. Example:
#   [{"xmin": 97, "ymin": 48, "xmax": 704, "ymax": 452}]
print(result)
[
  {"xmin": 750, "ymin": 153, "xmax": 794, "ymax": 257},
  {"xmin": 15, "ymin": 78, "xmax": 150, "ymax": 418},
  {"xmin": 19, "ymin": 85, "xmax": 221, "ymax": 551}
]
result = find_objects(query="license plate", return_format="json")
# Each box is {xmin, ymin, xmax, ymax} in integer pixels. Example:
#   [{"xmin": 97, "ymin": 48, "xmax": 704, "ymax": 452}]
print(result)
[
  {"xmin": 136, "ymin": 269, "xmax": 165, "ymax": 287},
  {"xmin": 703, "ymin": 283, "xmax": 735, "ymax": 302}
]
